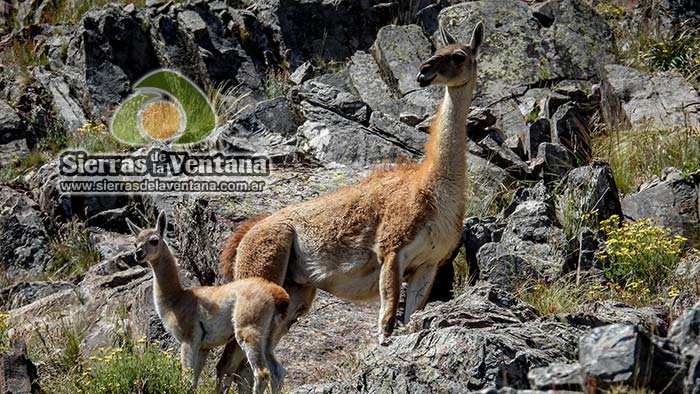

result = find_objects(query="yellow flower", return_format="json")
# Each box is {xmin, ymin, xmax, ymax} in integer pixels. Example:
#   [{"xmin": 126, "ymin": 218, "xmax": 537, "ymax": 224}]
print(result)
[{"xmin": 668, "ymin": 287, "xmax": 681, "ymax": 299}]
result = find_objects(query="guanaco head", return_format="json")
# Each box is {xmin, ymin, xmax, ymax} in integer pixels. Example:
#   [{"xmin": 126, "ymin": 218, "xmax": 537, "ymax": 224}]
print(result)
[
  {"xmin": 416, "ymin": 21, "xmax": 484, "ymax": 88},
  {"xmin": 126, "ymin": 212, "xmax": 168, "ymax": 264}
]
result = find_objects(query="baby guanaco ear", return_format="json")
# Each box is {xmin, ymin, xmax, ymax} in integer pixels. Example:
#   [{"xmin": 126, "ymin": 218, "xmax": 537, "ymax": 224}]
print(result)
[
  {"xmin": 126, "ymin": 218, "xmax": 143, "ymax": 235},
  {"xmin": 156, "ymin": 211, "xmax": 167, "ymax": 239},
  {"xmin": 470, "ymin": 22, "xmax": 484, "ymax": 57}
]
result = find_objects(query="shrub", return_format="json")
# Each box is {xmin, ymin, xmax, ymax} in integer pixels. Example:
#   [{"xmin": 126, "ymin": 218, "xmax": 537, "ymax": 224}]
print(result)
[
  {"xmin": 48, "ymin": 220, "xmax": 101, "ymax": 280},
  {"xmin": 598, "ymin": 215, "xmax": 686, "ymax": 294},
  {"xmin": 71, "ymin": 341, "xmax": 192, "ymax": 394}
]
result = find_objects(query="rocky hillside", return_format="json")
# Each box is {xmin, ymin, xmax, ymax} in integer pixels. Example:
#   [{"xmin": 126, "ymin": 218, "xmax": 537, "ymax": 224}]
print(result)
[{"xmin": 0, "ymin": 0, "xmax": 699, "ymax": 393}]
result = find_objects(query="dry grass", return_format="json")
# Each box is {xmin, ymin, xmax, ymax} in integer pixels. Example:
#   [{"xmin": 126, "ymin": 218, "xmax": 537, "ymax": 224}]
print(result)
[{"xmin": 592, "ymin": 126, "xmax": 700, "ymax": 194}]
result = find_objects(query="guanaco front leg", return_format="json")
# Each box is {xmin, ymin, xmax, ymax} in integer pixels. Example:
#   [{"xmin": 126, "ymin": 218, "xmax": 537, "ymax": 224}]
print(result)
[
  {"xmin": 378, "ymin": 252, "xmax": 401, "ymax": 342},
  {"xmin": 403, "ymin": 262, "xmax": 438, "ymax": 324}
]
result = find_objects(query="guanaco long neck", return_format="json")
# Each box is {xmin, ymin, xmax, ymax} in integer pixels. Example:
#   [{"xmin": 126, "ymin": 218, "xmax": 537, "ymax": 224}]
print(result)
[
  {"xmin": 150, "ymin": 246, "xmax": 184, "ymax": 307},
  {"xmin": 419, "ymin": 82, "xmax": 474, "ymax": 196}
]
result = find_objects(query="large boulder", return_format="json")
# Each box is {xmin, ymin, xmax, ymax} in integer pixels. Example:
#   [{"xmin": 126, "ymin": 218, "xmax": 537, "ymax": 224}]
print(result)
[
  {"xmin": 498, "ymin": 199, "xmax": 571, "ymax": 279},
  {"xmin": 579, "ymin": 324, "xmax": 686, "ymax": 392},
  {"xmin": 438, "ymin": 0, "xmax": 614, "ymax": 107},
  {"xmin": 149, "ymin": 3, "xmax": 262, "ymax": 94},
  {"xmin": 0, "ymin": 187, "xmax": 51, "ymax": 275},
  {"xmin": 255, "ymin": 0, "xmax": 391, "ymax": 68},
  {"xmin": 67, "ymin": 5, "xmax": 159, "ymax": 117},
  {"xmin": 556, "ymin": 161, "xmax": 623, "ymax": 233},
  {"xmin": 622, "ymin": 170, "xmax": 700, "ymax": 246},
  {"xmin": 600, "ymin": 64, "xmax": 700, "ymax": 130},
  {"xmin": 297, "ymin": 102, "xmax": 421, "ymax": 166}
]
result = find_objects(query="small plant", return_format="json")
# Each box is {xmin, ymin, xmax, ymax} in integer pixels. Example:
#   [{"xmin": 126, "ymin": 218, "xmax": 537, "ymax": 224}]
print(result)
[
  {"xmin": 595, "ymin": 3, "xmax": 626, "ymax": 21},
  {"xmin": 312, "ymin": 56, "xmax": 345, "ymax": 75},
  {"xmin": 0, "ymin": 312, "xmax": 12, "ymax": 350},
  {"xmin": 598, "ymin": 215, "xmax": 686, "ymax": 294},
  {"xmin": 517, "ymin": 276, "xmax": 600, "ymax": 315},
  {"xmin": 0, "ymin": 36, "xmax": 48, "ymax": 84},
  {"xmin": 0, "ymin": 150, "xmax": 48, "ymax": 185},
  {"xmin": 31, "ymin": 315, "xmax": 89, "ymax": 391},
  {"xmin": 264, "ymin": 68, "xmax": 291, "ymax": 99},
  {"xmin": 206, "ymin": 81, "xmax": 251, "ymax": 123},
  {"xmin": 70, "ymin": 120, "xmax": 128, "ymax": 153},
  {"xmin": 451, "ymin": 248, "xmax": 471, "ymax": 297},
  {"xmin": 48, "ymin": 220, "xmax": 101, "ymax": 280}
]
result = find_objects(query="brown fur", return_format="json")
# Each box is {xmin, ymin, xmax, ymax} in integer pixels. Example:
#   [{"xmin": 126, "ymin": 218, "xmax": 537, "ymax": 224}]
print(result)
[
  {"xmin": 220, "ymin": 213, "xmax": 271, "ymax": 281},
  {"xmin": 220, "ymin": 23, "xmax": 484, "ymax": 346},
  {"xmin": 127, "ymin": 214, "xmax": 287, "ymax": 394}
]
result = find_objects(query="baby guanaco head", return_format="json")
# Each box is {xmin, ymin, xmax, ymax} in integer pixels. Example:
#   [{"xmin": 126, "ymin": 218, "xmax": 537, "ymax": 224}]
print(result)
[
  {"xmin": 416, "ymin": 21, "xmax": 484, "ymax": 88},
  {"xmin": 126, "ymin": 212, "xmax": 168, "ymax": 264}
]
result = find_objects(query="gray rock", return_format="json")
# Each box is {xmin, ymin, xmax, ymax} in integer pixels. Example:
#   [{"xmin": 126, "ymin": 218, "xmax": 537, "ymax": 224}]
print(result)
[
  {"xmin": 34, "ymin": 72, "xmax": 87, "ymax": 134},
  {"xmin": 368, "ymin": 112, "xmax": 428, "ymax": 153},
  {"xmin": 527, "ymin": 363, "xmax": 583, "ymax": 391},
  {"xmin": 473, "ymin": 131, "xmax": 529, "ymax": 178},
  {"xmin": 534, "ymin": 142, "xmax": 575, "ymax": 184},
  {"xmin": 550, "ymin": 103, "xmax": 591, "ymax": 165},
  {"xmin": 254, "ymin": 0, "xmax": 390, "ymax": 68},
  {"xmin": 371, "ymin": 24, "xmax": 432, "ymax": 96},
  {"xmin": 0, "ymin": 341, "xmax": 40, "ymax": 394},
  {"xmin": 291, "ymin": 73, "xmax": 369, "ymax": 124},
  {"xmin": 668, "ymin": 301, "xmax": 700, "ymax": 356},
  {"xmin": 171, "ymin": 197, "xmax": 230, "ymax": 286},
  {"xmin": 0, "ymin": 100, "xmax": 22, "ymax": 144},
  {"xmin": 348, "ymin": 51, "xmax": 399, "ymax": 117},
  {"xmin": 293, "ymin": 285, "xmax": 580, "ymax": 393},
  {"xmin": 0, "ymin": 139, "xmax": 29, "ymax": 168},
  {"xmin": 68, "ymin": 5, "xmax": 159, "ymax": 116},
  {"xmin": 463, "ymin": 217, "xmax": 503, "ymax": 278},
  {"xmin": 213, "ymin": 96, "xmax": 300, "ymax": 160},
  {"xmin": 526, "ymin": 119, "xmax": 551, "ymax": 161},
  {"xmin": 500, "ymin": 200, "xmax": 571, "ymax": 279},
  {"xmin": 149, "ymin": 4, "xmax": 261, "ymax": 94},
  {"xmin": 621, "ymin": 172, "xmax": 700, "ymax": 246},
  {"xmin": 600, "ymin": 64, "xmax": 700, "ymax": 130},
  {"xmin": 580, "ymin": 301, "xmax": 668, "ymax": 334},
  {"xmin": 438, "ymin": 0, "xmax": 613, "ymax": 106},
  {"xmin": 298, "ymin": 102, "xmax": 418, "ymax": 166},
  {"xmin": 635, "ymin": 0, "xmax": 700, "ymax": 33},
  {"xmin": 0, "ymin": 187, "xmax": 51, "ymax": 275},
  {"xmin": 0, "ymin": 281, "xmax": 76, "ymax": 309},
  {"xmin": 289, "ymin": 62, "xmax": 314, "ymax": 85},
  {"xmin": 477, "ymin": 242, "xmax": 538, "ymax": 290},
  {"xmin": 466, "ymin": 153, "xmax": 515, "ymax": 216},
  {"xmin": 556, "ymin": 161, "xmax": 623, "ymax": 231},
  {"xmin": 579, "ymin": 324, "xmax": 685, "ymax": 392}
]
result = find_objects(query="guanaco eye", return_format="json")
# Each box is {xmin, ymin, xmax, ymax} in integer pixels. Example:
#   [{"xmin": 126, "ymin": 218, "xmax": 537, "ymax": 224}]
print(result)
[
  {"xmin": 149, "ymin": 239, "xmax": 159, "ymax": 246},
  {"xmin": 451, "ymin": 52, "xmax": 466, "ymax": 64}
]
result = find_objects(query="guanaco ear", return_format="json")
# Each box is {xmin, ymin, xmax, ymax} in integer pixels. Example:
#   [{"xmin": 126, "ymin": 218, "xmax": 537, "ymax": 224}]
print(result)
[
  {"xmin": 125, "ymin": 218, "xmax": 143, "ymax": 235},
  {"xmin": 156, "ymin": 212, "xmax": 167, "ymax": 239},
  {"xmin": 439, "ymin": 24, "xmax": 456, "ymax": 47},
  {"xmin": 469, "ymin": 22, "xmax": 484, "ymax": 57}
]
